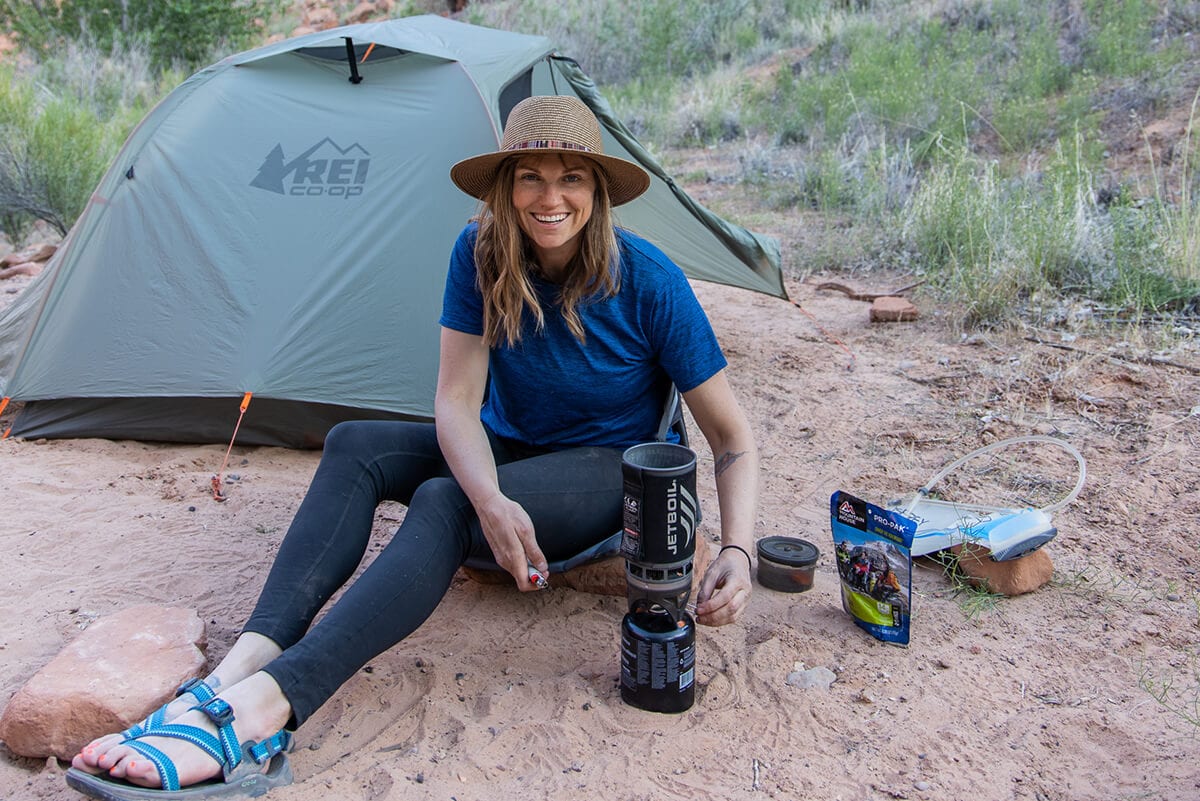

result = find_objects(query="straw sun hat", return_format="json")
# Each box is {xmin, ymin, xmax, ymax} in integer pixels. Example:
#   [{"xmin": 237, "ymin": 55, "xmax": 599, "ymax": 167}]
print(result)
[{"xmin": 450, "ymin": 95, "xmax": 650, "ymax": 207}]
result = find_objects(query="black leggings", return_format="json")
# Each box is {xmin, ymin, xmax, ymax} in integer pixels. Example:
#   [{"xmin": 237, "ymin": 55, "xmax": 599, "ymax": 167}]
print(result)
[{"xmin": 243, "ymin": 420, "xmax": 624, "ymax": 726}]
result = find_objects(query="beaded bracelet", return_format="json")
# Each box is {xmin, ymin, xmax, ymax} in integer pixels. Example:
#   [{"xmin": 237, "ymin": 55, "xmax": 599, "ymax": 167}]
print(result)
[{"xmin": 719, "ymin": 544, "xmax": 753, "ymax": 572}]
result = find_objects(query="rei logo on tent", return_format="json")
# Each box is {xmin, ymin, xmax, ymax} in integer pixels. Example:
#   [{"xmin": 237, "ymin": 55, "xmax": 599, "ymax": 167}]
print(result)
[{"xmin": 250, "ymin": 138, "xmax": 370, "ymax": 198}]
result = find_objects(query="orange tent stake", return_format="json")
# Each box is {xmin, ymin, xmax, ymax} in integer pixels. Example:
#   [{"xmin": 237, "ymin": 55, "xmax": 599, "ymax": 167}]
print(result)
[{"xmin": 211, "ymin": 392, "xmax": 253, "ymax": 501}]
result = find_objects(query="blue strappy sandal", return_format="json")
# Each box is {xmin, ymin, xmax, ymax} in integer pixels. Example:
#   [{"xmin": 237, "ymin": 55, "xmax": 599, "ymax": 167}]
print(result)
[
  {"xmin": 65, "ymin": 697, "xmax": 293, "ymax": 800},
  {"xmin": 120, "ymin": 679, "xmax": 218, "ymax": 740}
]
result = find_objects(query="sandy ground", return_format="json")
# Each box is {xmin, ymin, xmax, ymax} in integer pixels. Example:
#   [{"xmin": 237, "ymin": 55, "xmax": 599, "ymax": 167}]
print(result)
[{"xmin": 1, "ymin": 248, "xmax": 1198, "ymax": 801}]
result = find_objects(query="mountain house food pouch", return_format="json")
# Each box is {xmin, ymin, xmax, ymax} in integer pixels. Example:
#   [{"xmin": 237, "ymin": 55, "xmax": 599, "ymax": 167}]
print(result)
[{"xmin": 831, "ymin": 490, "xmax": 916, "ymax": 646}]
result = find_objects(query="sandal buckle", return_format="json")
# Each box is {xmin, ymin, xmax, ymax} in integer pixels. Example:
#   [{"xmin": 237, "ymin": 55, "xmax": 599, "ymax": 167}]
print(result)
[{"xmin": 198, "ymin": 697, "xmax": 235, "ymax": 727}]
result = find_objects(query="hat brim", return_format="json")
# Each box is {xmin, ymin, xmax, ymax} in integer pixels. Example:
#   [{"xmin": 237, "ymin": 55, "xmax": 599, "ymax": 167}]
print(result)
[{"xmin": 450, "ymin": 148, "xmax": 651, "ymax": 207}]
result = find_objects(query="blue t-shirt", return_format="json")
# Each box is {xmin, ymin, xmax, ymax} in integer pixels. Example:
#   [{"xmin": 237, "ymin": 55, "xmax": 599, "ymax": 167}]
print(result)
[{"xmin": 439, "ymin": 224, "xmax": 727, "ymax": 451}]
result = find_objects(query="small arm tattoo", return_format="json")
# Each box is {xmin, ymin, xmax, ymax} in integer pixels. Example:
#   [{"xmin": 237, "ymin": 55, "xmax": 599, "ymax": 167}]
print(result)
[{"xmin": 714, "ymin": 450, "xmax": 746, "ymax": 478}]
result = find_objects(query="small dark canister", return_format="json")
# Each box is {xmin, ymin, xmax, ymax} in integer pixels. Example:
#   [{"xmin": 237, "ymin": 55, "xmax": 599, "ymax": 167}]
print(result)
[{"xmin": 756, "ymin": 536, "xmax": 820, "ymax": 593}]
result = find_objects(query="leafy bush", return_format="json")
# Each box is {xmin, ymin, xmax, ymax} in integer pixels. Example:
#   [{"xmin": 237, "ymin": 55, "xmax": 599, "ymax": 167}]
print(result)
[
  {"xmin": 464, "ymin": 0, "xmax": 787, "ymax": 86},
  {"xmin": 901, "ymin": 126, "xmax": 1200, "ymax": 326},
  {"xmin": 0, "ymin": 72, "xmax": 116, "ymax": 238},
  {"xmin": 0, "ymin": 0, "xmax": 284, "ymax": 71},
  {"xmin": 0, "ymin": 45, "xmax": 171, "ymax": 241}
]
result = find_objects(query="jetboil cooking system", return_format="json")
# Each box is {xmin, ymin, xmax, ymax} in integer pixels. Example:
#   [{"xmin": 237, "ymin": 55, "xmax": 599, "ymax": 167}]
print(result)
[{"xmin": 618, "ymin": 442, "xmax": 699, "ymax": 713}]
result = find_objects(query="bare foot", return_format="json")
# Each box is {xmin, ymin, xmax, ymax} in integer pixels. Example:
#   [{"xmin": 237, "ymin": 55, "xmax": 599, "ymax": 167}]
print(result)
[{"xmin": 100, "ymin": 672, "xmax": 292, "ymax": 790}]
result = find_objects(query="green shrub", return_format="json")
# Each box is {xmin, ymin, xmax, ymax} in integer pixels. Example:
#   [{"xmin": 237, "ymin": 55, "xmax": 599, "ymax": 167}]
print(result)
[
  {"xmin": 902, "ymin": 122, "xmax": 1200, "ymax": 326},
  {"xmin": 904, "ymin": 146, "xmax": 1003, "ymax": 277},
  {"xmin": 0, "ymin": 95, "xmax": 119, "ymax": 237},
  {"xmin": 753, "ymin": 14, "xmax": 1000, "ymax": 160},
  {"xmin": 0, "ymin": 71, "xmax": 39, "ymax": 243},
  {"xmin": 0, "ymin": 50, "xmax": 164, "ymax": 240},
  {"xmin": 1119, "ymin": 91, "xmax": 1200, "ymax": 312},
  {"xmin": 34, "ymin": 37, "xmax": 175, "ymax": 123},
  {"xmin": 0, "ymin": 0, "xmax": 285, "ymax": 71},
  {"xmin": 465, "ymin": 0, "xmax": 785, "ymax": 86},
  {"xmin": 901, "ymin": 140, "xmax": 1089, "ymax": 327},
  {"xmin": 1081, "ymin": 0, "xmax": 1159, "ymax": 77}
]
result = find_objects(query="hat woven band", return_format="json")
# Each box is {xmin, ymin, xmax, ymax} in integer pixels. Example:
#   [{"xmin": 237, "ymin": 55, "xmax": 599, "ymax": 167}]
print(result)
[{"xmin": 506, "ymin": 139, "xmax": 596, "ymax": 154}]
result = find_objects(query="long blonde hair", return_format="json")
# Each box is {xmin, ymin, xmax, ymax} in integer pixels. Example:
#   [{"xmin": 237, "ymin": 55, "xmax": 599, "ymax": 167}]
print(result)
[{"xmin": 473, "ymin": 156, "xmax": 620, "ymax": 347}]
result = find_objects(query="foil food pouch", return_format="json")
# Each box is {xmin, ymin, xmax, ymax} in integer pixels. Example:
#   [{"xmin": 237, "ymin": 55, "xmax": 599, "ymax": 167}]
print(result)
[{"xmin": 831, "ymin": 490, "xmax": 915, "ymax": 646}]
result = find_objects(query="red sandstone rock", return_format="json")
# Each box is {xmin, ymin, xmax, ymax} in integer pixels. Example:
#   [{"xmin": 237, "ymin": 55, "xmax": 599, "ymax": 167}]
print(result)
[
  {"xmin": 1, "ymin": 242, "xmax": 56, "ymax": 267},
  {"xmin": 0, "ymin": 262, "xmax": 43, "ymax": 280},
  {"xmin": 869, "ymin": 295, "xmax": 919, "ymax": 322},
  {"xmin": 951, "ymin": 542, "xmax": 1054, "ymax": 596},
  {"xmin": 27, "ymin": 243, "xmax": 56, "ymax": 262},
  {"xmin": 0, "ymin": 606, "xmax": 206, "ymax": 759},
  {"xmin": 305, "ymin": 8, "xmax": 338, "ymax": 30},
  {"xmin": 345, "ymin": 1, "xmax": 377, "ymax": 25}
]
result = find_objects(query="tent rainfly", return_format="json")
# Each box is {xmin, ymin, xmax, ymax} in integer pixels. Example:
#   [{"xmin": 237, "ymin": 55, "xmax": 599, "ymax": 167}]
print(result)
[{"xmin": 0, "ymin": 14, "xmax": 785, "ymax": 448}]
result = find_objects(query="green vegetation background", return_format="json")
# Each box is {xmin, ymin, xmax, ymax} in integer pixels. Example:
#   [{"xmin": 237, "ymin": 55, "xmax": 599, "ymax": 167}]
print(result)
[{"xmin": 2, "ymin": 0, "xmax": 1197, "ymax": 327}]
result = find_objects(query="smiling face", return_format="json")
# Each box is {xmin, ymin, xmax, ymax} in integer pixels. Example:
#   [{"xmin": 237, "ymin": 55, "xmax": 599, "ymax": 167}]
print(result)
[{"xmin": 510, "ymin": 154, "xmax": 597, "ymax": 277}]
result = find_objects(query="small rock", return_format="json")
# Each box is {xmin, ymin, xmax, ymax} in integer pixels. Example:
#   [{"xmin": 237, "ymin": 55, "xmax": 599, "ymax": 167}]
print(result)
[
  {"xmin": 0, "ymin": 262, "xmax": 44, "ymax": 280},
  {"xmin": 344, "ymin": 1, "xmax": 377, "ymax": 24},
  {"xmin": 951, "ymin": 543, "xmax": 1053, "ymax": 596},
  {"xmin": 870, "ymin": 296, "xmax": 919, "ymax": 323},
  {"xmin": 304, "ymin": 7, "xmax": 338, "ymax": 29},
  {"xmin": 786, "ymin": 666, "xmax": 836, "ymax": 690},
  {"xmin": 0, "ymin": 242, "xmax": 56, "ymax": 266},
  {"xmin": 915, "ymin": 780, "xmax": 930, "ymax": 791}
]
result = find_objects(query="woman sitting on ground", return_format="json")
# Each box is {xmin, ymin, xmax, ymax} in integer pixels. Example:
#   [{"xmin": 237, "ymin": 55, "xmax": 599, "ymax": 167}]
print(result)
[{"xmin": 67, "ymin": 94, "xmax": 758, "ymax": 800}]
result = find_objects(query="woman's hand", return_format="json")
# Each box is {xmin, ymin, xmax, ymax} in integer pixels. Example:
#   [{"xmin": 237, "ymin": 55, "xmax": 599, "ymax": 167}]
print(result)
[
  {"xmin": 475, "ymin": 492, "xmax": 548, "ymax": 591},
  {"xmin": 694, "ymin": 546, "xmax": 752, "ymax": 625},
  {"xmin": 682, "ymin": 370, "xmax": 759, "ymax": 627}
]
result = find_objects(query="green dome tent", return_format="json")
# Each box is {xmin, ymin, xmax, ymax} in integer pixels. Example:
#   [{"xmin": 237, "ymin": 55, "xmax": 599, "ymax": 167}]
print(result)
[{"xmin": 0, "ymin": 15, "xmax": 784, "ymax": 448}]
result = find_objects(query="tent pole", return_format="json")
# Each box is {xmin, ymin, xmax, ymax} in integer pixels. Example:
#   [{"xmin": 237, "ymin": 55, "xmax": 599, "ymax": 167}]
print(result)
[{"xmin": 344, "ymin": 38, "xmax": 363, "ymax": 84}]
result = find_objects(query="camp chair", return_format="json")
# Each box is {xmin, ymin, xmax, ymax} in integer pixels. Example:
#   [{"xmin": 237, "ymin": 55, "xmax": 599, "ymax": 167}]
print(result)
[{"xmin": 462, "ymin": 386, "xmax": 690, "ymax": 576}]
